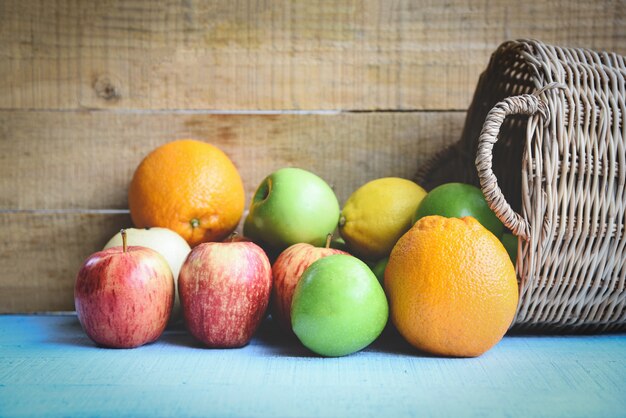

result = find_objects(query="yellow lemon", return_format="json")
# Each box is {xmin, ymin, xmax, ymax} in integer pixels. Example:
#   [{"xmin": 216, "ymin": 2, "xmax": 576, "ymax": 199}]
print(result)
[{"xmin": 339, "ymin": 177, "xmax": 427, "ymax": 260}]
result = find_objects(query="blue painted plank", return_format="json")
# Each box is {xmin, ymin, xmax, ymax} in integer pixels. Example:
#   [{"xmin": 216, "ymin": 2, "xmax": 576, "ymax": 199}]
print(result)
[{"xmin": 1, "ymin": 314, "xmax": 625, "ymax": 418}]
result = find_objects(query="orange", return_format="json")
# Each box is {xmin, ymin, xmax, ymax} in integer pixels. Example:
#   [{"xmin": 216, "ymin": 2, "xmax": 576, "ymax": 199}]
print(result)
[
  {"xmin": 129, "ymin": 139, "xmax": 245, "ymax": 247},
  {"xmin": 384, "ymin": 216, "xmax": 518, "ymax": 357}
]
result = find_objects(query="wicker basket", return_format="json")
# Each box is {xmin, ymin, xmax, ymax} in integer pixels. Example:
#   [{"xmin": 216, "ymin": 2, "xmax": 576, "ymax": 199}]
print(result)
[{"xmin": 416, "ymin": 39, "xmax": 626, "ymax": 332}]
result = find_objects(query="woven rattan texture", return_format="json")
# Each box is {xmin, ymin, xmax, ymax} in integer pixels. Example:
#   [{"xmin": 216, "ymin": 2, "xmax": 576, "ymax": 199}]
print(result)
[{"xmin": 416, "ymin": 40, "xmax": 626, "ymax": 332}]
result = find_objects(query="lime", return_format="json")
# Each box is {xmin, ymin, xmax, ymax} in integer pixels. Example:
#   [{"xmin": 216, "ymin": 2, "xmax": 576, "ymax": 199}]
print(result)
[
  {"xmin": 501, "ymin": 233, "xmax": 518, "ymax": 266},
  {"xmin": 413, "ymin": 183, "xmax": 504, "ymax": 238},
  {"xmin": 371, "ymin": 257, "xmax": 389, "ymax": 286}
]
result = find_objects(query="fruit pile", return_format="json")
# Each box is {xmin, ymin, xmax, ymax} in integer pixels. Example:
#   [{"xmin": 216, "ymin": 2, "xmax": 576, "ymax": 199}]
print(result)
[{"xmin": 75, "ymin": 139, "xmax": 518, "ymax": 357}]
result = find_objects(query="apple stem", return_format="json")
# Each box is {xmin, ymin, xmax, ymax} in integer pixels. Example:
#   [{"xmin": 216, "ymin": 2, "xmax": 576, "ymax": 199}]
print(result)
[
  {"xmin": 121, "ymin": 229, "xmax": 127, "ymax": 253},
  {"xmin": 226, "ymin": 232, "xmax": 238, "ymax": 242},
  {"xmin": 325, "ymin": 233, "xmax": 332, "ymax": 249}
]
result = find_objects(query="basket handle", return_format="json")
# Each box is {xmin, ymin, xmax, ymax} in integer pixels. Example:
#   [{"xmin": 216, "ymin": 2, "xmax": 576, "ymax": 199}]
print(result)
[{"xmin": 475, "ymin": 93, "xmax": 549, "ymax": 241}]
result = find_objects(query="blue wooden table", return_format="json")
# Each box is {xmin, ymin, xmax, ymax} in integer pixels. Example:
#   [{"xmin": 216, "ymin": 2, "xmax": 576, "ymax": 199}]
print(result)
[{"xmin": 1, "ymin": 314, "xmax": 625, "ymax": 418}]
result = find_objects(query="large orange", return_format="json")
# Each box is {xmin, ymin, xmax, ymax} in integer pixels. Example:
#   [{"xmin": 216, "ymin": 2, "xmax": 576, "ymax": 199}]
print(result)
[
  {"xmin": 129, "ymin": 139, "xmax": 245, "ymax": 247},
  {"xmin": 384, "ymin": 216, "xmax": 518, "ymax": 357}
]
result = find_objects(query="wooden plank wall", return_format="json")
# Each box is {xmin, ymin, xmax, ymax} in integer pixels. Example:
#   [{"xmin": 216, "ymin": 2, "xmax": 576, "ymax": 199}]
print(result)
[{"xmin": 1, "ymin": 0, "xmax": 624, "ymax": 312}]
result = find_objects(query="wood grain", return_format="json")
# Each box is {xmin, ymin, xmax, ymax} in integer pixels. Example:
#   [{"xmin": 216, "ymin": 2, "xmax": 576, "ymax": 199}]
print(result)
[
  {"xmin": 0, "ymin": 110, "xmax": 464, "ymax": 312},
  {"xmin": 1, "ymin": 0, "xmax": 625, "ymax": 313},
  {"xmin": 0, "ymin": 212, "xmax": 132, "ymax": 313},
  {"xmin": 1, "ymin": 0, "xmax": 624, "ymax": 110},
  {"xmin": 0, "ymin": 111, "xmax": 465, "ymax": 210}
]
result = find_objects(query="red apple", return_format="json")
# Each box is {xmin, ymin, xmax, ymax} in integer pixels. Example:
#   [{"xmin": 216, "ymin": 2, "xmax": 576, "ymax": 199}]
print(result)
[
  {"xmin": 178, "ymin": 240, "xmax": 272, "ymax": 348},
  {"xmin": 74, "ymin": 230, "xmax": 174, "ymax": 348},
  {"xmin": 271, "ymin": 236, "xmax": 348, "ymax": 333}
]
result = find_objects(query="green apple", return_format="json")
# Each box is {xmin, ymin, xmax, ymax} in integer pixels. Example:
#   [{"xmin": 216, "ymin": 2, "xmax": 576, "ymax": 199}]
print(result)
[
  {"xmin": 244, "ymin": 168, "xmax": 341, "ymax": 251},
  {"xmin": 103, "ymin": 227, "xmax": 191, "ymax": 324},
  {"xmin": 291, "ymin": 254, "xmax": 388, "ymax": 357},
  {"xmin": 413, "ymin": 182, "xmax": 504, "ymax": 237}
]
